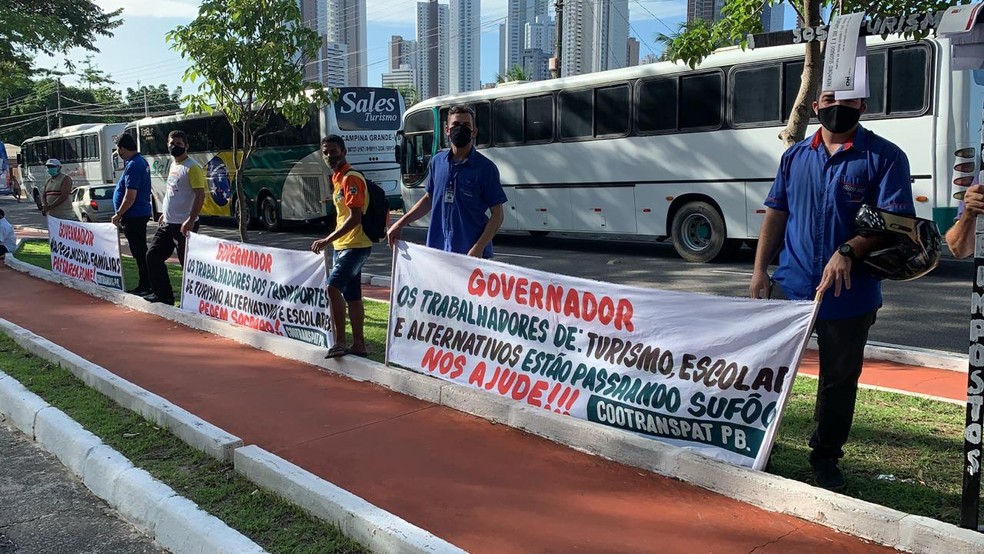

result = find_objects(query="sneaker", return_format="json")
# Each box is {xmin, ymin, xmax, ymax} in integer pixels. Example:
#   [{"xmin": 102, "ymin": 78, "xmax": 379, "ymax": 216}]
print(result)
[
  {"xmin": 127, "ymin": 287, "xmax": 151, "ymax": 296},
  {"xmin": 811, "ymin": 459, "xmax": 846, "ymax": 491}
]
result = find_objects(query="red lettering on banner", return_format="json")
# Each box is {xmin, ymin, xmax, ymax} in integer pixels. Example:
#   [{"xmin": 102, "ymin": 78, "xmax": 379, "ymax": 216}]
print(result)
[
  {"xmin": 52, "ymin": 256, "xmax": 95, "ymax": 281},
  {"xmin": 466, "ymin": 268, "xmax": 635, "ymax": 331},
  {"xmin": 215, "ymin": 242, "xmax": 274, "ymax": 273},
  {"xmin": 420, "ymin": 346, "xmax": 465, "ymax": 379},
  {"xmin": 230, "ymin": 310, "xmax": 279, "ymax": 333},
  {"xmin": 58, "ymin": 223, "xmax": 94, "ymax": 246},
  {"xmin": 198, "ymin": 300, "xmax": 229, "ymax": 320}
]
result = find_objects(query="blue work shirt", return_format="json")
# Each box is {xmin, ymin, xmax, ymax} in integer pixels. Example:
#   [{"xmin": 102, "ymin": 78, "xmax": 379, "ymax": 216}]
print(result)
[
  {"xmin": 113, "ymin": 153, "xmax": 153, "ymax": 218},
  {"xmin": 425, "ymin": 147, "xmax": 507, "ymax": 258},
  {"xmin": 766, "ymin": 127, "xmax": 914, "ymax": 320}
]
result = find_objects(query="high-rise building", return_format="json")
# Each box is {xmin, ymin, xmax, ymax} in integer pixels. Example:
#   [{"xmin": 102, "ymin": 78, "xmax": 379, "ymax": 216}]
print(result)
[
  {"xmin": 626, "ymin": 37, "xmax": 640, "ymax": 67},
  {"xmin": 503, "ymin": 0, "xmax": 552, "ymax": 76},
  {"xmin": 590, "ymin": 0, "xmax": 628, "ymax": 72},
  {"xmin": 522, "ymin": 48, "xmax": 551, "ymax": 81},
  {"xmin": 761, "ymin": 3, "xmax": 785, "ymax": 32},
  {"xmin": 561, "ymin": 0, "xmax": 629, "ymax": 77},
  {"xmin": 324, "ymin": 42, "xmax": 349, "ymax": 88},
  {"xmin": 389, "ymin": 35, "xmax": 417, "ymax": 71},
  {"xmin": 299, "ymin": 0, "xmax": 329, "ymax": 85},
  {"xmin": 687, "ymin": 0, "xmax": 725, "ymax": 24},
  {"xmin": 382, "ymin": 64, "xmax": 416, "ymax": 89},
  {"xmin": 416, "ymin": 0, "xmax": 449, "ymax": 99},
  {"xmin": 327, "ymin": 0, "xmax": 367, "ymax": 87},
  {"xmin": 450, "ymin": 0, "xmax": 480, "ymax": 94}
]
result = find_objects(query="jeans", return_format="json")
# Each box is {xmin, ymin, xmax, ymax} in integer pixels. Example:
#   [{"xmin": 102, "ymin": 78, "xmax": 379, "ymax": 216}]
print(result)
[
  {"xmin": 120, "ymin": 216, "xmax": 150, "ymax": 291},
  {"xmin": 147, "ymin": 222, "xmax": 198, "ymax": 302}
]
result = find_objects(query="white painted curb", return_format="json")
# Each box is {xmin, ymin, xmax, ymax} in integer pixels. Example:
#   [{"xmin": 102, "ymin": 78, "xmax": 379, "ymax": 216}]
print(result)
[
  {"xmin": 9, "ymin": 246, "xmax": 984, "ymax": 552},
  {"xmin": 235, "ymin": 446, "xmax": 465, "ymax": 554},
  {"xmin": 0, "ymin": 319, "xmax": 469, "ymax": 554},
  {"xmin": 0, "ymin": 369, "xmax": 266, "ymax": 554},
  {"xmin": 0, "ymin": 318, "xmax": 244, "ymax": 462}
]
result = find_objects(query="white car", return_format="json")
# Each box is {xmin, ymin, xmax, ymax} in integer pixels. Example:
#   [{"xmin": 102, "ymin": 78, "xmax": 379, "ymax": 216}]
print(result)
[{"xmin": 72, "ymin": 185, "xmax": 116, "ymax": 223}]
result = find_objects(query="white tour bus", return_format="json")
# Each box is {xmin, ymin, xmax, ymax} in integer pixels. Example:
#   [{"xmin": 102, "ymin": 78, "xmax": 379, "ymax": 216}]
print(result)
[
  {"xmin": 122, "ymin": 87, "xmax": 405, "ymax": 231},
  {"xmin": 21, "ymin": 123, "xmax": 126, "ymax": 210},
  {"xmin": 400, "ymin": 36, "xmax": 984, "ymax": 262}
]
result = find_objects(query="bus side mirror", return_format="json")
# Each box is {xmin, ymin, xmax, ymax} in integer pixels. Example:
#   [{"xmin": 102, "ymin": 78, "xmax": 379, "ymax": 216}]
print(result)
[
  {"xmin": 112, "ymin": 152, "xmax": 123, "ymax": 172},
  {"xmin": 395, "ymin": 144, "xmax": 402, "ymax": 165}
]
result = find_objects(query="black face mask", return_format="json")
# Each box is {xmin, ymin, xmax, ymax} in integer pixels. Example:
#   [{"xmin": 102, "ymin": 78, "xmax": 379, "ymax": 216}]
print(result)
[
  {"xmin": 448, "ymin": 125, "xmax": 473, "ymax": 148},
  {"xmin": 817, "ymin": 105, "xmax": 861, "ymax": 134},
  {"xmin": 169, "ymin": 146, "xmax": 186, "ymax": 157}
]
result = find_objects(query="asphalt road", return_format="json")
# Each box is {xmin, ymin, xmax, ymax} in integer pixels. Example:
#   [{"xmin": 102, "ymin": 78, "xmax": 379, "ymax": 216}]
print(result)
[{"xmin": 2, "ymin": 195, "xmax": 974, "ymax": 355}]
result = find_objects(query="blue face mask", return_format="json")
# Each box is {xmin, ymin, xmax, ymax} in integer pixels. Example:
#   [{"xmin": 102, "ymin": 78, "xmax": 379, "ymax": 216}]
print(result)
[{"xmin": 47, "ymin": 167, "xmax": 60, "ymax": 177}]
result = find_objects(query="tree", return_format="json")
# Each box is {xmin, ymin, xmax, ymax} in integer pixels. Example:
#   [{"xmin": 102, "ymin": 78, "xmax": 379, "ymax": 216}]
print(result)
[
  {"xmin": 495, "ymin": 65, "xmax": 532, "ymax": 84},
  {"xmin": 391, "ymin": 85, "xmax": 420, "ymax": 107},
  {"xmin": 661, "ymin": 0, "xmax": 954, "ymax": 148},
  {"xmin": 0, "ymin": 0, "xmax": 122, "ymax": 70},
  {"xmin": 125, "ymin": 84, "xmax": 183, "ymax": 115},
  {"xmin": 167, "ymin": 0, "xmax": 330, "ymax": 242}
]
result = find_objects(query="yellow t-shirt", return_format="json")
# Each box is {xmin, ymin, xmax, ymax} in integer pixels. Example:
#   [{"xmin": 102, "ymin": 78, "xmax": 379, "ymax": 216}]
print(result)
[{"xmin": 331, "ymin": 164, "xmax": 372, "ymax": 250}]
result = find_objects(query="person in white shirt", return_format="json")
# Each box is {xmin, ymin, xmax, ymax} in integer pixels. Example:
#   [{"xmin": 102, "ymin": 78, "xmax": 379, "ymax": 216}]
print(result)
[
  {"xmin": 0, "ymin": 209, "xmax": 17, "ymax": 261},
  {"xmin": 144, "ymin": 129, "xmax": 206, "ymax": 305}
]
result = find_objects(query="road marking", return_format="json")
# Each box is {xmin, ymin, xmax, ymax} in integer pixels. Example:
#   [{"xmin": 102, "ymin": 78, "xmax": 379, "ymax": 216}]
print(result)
[
  {"xmin": 711, "ymin": 269, "xmax": 754, "ymax": 276},
  {"xmin": 496, "ymin": 252, "xmax": 543, "ymax": 259}
]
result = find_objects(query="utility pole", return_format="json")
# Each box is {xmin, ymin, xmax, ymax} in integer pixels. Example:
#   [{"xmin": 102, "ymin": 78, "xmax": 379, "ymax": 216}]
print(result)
[
  {"xmin": 144, "ymin": 88, "xmax": 149, "ymax": 117},
  {"xmin": 56, "ymin": 79, "xmax": 63, "ymax": 129},
  {"xmin": 45, "ymin": 107, "xmax": 50, "ymax": 134},
  {"xmin": 550, "ymin": 0, "xmax": 564, "ymax": 79}
]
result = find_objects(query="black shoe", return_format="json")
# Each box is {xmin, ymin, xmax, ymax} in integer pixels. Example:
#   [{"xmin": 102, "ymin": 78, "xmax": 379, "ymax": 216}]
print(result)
[
  {"xmin": 128, "ymin": 287, "xmax": 151, "ymax": 296},
  {"xmin": 811, "ymin": 459, "xmax": 846, "ymax": 491},
  {"xmin": 144, "ymin": 294, "xmax": 174, "ymax": 306}
]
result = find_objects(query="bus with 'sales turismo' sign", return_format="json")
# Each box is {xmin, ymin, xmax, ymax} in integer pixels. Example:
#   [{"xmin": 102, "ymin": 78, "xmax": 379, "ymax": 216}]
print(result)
[{"xmin": 121, "ymin": 87, "xmax": 405, "ymax": 231}]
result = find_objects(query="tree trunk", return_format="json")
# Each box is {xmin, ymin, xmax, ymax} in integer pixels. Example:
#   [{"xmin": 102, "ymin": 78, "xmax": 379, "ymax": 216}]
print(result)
[
  {"xmin": 778, "ymin": 0, "xmax": 823, "ymax": 149},
  {"xmin": 233, "ymin": 122, "xmax": 250, "ymax": 243}
]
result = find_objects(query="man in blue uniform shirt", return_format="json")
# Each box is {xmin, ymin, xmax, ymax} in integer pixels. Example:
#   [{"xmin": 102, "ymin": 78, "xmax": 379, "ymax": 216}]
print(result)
[
  {"xmin": 111, "ymin": 133, "xmax": 153, "ymax": 295},
  {"xmin": 749, "ymin": 90, "xmax": 914, "ymax": 491},
  {"xmin": 387, "ymin": 104, "xmax": 507, "ymax": 258}
]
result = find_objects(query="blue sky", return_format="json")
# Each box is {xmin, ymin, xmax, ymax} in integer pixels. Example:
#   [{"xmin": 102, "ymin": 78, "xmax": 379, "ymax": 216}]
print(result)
[{"xmin": 44, "ymin": 0, "xmax": 692, "ymax": 99}]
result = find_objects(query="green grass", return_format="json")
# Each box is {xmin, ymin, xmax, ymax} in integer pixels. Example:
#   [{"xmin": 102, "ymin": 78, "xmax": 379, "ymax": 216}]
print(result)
[
  {"xmin": 15, "ymin": 240, "xmax": 186, "ymax": 306},
  {"xmin": 0, "ymin": 334, "xmax": 366, "ymax": 554},
  {"xmin": 13, "ymin": 242, "xmax": 974, "ymax": 526}
]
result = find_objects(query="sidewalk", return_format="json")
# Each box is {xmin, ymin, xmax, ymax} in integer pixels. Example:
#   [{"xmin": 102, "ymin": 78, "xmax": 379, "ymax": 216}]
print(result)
[{"xmin": 1, "ymin": 263, "xmax": 961, "ymax": 553}]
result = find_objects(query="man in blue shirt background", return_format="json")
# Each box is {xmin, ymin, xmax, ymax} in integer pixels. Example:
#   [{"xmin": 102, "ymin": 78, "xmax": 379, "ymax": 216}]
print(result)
[
  {"xmin": 111, "ymin": 133, "xmax": 153, "ymax": 295},
  {"xmin": 749, "ymin": 90, "xmax": 914, "ymax": 491},
  {"xmin": 387, "ymin": 104, "xmax": 507, "ymax": 258}
]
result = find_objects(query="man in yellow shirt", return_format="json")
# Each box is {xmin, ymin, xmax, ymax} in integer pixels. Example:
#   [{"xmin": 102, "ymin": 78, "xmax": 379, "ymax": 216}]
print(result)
[{"xmin": 311, "ymin": 135, "xmax": 372, "ymax": 358}]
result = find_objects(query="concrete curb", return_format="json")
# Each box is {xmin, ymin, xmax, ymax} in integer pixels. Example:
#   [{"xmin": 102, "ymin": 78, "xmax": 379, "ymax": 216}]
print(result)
[
  {"xmin": 8, "ymin": 250, "xmax": 984, "ymax": 552},
  {"xmin": 0, "ymin": 369, "xmax": 266, "ymax": 554},
  {"xmin": 0, "ymin": 317, "xmax": 244, "ymax": 462},
  {"xmin": 0, "ymin": 317, "xmax": 469, "ymax": 554},
  {"xmin": 235, "ymin": 446, "xmax": 465, "ymax": 554}
]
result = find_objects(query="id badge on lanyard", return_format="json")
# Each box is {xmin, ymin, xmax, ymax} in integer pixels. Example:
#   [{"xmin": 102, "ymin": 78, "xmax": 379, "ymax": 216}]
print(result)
[{"xmin": 445, "ymin": 168, "xmax": 457, "ymax": 204}]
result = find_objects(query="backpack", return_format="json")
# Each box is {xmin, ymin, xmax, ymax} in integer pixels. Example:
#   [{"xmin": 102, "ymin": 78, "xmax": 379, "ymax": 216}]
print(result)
[{"xmin": 346, "ymin": 169, "xmax": 388, "ymax": 242}]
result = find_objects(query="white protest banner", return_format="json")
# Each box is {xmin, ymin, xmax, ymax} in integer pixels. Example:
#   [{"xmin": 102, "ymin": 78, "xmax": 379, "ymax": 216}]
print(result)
[
  {"xmin": 181, "ymin": 232, "xmax": 331, "ymax": 347},
  {"xmin": 822, "ymin": 12, "xmax": 866, "ymax": 94},
  {"xmin": 47, "ymin": 216, "xmax": 125, "ymax": 290},
  {"xmin": 387, "ymin": 242, "xmax": 818, "ymax": 469}
]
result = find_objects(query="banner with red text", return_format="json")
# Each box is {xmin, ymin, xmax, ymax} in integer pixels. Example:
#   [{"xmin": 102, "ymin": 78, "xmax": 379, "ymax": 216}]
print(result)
[
  {"xmin": 47, "ymin": 216, "xmax": 124, "ymax": 290},
  {"xmin": 387, "ymin": 241, "xmax": 818, "ymax": 469},
  {"xmin": 181, "ymin": 233, "xmax": 331, "ymax": 347}
]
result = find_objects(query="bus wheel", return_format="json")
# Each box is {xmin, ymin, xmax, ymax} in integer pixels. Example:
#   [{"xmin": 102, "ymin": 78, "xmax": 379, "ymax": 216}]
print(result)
[
  {"xmin": 671, "ymin": 201, "xmax": 729, "ymax": 263},
  {"xmin": 259, "ymin": 196, "xmax": 280, "ymax": 231}
]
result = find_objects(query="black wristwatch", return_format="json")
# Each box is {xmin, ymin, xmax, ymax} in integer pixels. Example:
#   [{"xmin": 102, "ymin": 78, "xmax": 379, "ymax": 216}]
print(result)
[{"xmin": 837, "ymin": 243, "xmax": 856, "ymax": 260}]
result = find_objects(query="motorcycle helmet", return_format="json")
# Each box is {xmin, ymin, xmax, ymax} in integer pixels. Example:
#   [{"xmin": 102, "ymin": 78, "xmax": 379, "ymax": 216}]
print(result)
[{"xmin": 853, "ymin": 204, "xmax": 942, "ymax": 281}]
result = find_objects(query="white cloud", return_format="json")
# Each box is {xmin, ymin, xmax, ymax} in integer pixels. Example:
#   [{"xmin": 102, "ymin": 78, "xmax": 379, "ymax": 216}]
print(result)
[{"xmin": 95, "ymin": 0, "xmax": 199, "ymax": 19}]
